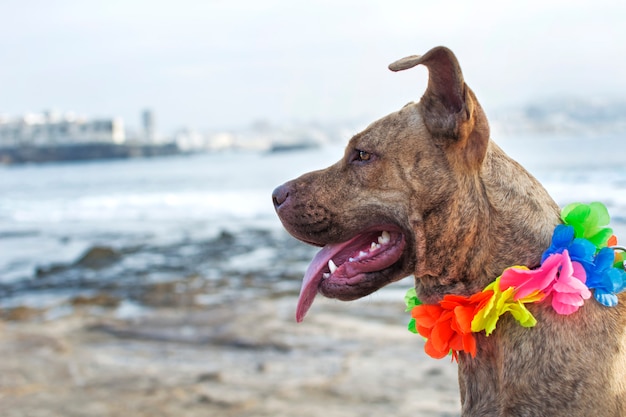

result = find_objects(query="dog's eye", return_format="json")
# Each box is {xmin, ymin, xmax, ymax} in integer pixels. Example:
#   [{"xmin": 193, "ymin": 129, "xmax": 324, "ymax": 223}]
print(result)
[
  {"xmin": 357, "ymin": 150, "xmax": 371, "ymax": 161},
  {"xmin": 349, "ymin": 148, "xmax": 376, "ymax": 165}
]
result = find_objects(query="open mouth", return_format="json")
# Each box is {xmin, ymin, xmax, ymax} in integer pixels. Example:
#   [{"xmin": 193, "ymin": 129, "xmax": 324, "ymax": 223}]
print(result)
[{"xmin": 296, "ymin": 226, "xmax": 406, "ymax": 322}]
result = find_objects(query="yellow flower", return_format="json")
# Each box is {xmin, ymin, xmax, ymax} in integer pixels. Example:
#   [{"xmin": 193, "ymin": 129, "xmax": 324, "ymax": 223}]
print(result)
[{"xmin": 471, "ymin": 273, "xmax": 541, "ymax": 336}]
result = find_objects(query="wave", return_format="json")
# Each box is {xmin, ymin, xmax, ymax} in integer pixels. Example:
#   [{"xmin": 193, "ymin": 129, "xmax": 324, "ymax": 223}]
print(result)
[{"xmin": 7, "ymin": 189, "xmax": 277, "ymax": 223}]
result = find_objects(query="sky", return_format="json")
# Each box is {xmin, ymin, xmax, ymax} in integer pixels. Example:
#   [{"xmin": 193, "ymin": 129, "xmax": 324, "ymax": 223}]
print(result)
[{"xmin": 2, "ymin": 0, "xmax": 626, "ymax": 133}]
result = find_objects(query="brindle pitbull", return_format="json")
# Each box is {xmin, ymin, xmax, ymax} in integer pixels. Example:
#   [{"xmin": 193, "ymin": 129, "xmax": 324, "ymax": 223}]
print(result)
[{"xmin": 272, "ymin": 46, "xmax": 626, "ymax": 416}]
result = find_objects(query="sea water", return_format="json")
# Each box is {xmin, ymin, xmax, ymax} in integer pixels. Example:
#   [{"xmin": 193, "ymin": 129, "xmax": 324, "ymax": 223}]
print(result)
[
  {"xmin": 0, "ymin": 147, "xmax": 334, "ymax": 283},
  {"xmin": 0, "ymin": 133, "xmax": 625, "ymax": 307}
]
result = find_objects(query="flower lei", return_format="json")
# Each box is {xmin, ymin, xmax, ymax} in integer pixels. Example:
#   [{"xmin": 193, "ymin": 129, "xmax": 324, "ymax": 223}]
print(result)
[{"xmin": 405, "ymin": 202, "xmax": 626, "ymax": 361}]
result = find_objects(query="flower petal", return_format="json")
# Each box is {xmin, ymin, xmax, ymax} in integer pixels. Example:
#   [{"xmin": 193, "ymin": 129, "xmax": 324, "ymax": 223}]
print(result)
[
  {"xmin": 407, "ymin": 318, "xmax": 417, "ymax": 334},
  {"xmin": 594, "ymin": 291, "xmax": 619, "ymax": 307},
  {"xmin": 508, "ymin": 303, "xmax": 537, "ymax": 327},
  {"xmin": 404, "ymin": 287, "xmax": 422, "ymax": 312},
  {"xmin": 424, "ymin": 338, "xmax": 450, "ymax": 359},
  {"xmin": 411, "ymin": 304, "xmax": 441, "ymax": 327},
  {"xmin": 461, "ymin": 333, "xmax": 477, "ymax": 357},
  {"xmin": 562, "ymin": 202, "xmax": 613, "ymax": 249},
  {"xmin": 430, "ymin": 321, "xmax": 454, "ymax": 353},
  {"xmin": 553, "ymin": 291, "xmax": 588, "ymax": 306},
  {"xmin": 501, "ymin": 259, "xmax": 559, "ymax": 300},
  {"xmin": 552, "ymin": 300, "xmax": 581, "ymax": 315}
]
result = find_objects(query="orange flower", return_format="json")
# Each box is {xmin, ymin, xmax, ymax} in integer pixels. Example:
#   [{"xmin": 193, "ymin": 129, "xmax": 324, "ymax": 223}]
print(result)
[
  {"xmin": 607, "ymin": 235, "xmax": 624, "ymax": 266},
  {"xmin": 411, "ymin": 291, "xmax": 493, "ymax": 360}
]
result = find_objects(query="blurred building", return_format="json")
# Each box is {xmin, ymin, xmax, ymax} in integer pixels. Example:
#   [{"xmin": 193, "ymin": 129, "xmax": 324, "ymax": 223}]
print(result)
[
  {"xmin": 142, "ymin": 109, "xmax": 156, "ymax": 143},
  {"xmin": 0, "ymin": 111, "xmax": 125, "ymax": 148}
]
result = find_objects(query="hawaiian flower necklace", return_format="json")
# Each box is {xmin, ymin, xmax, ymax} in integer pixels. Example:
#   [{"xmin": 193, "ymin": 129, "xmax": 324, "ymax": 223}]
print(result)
[{"xmin": 405, "ymin": 202, "xmax": 626, "ymax": 361}]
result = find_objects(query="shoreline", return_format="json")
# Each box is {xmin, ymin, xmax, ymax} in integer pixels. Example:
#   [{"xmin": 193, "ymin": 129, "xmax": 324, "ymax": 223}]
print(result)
[{"xmin": 0, "ymin": 142, "xmax": 181, "ymax": 165}]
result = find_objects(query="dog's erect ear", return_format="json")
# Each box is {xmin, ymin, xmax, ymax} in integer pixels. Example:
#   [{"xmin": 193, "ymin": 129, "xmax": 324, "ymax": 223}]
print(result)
[{"xmin": 389, "ymin": 46, "xmax": 489, "ymax": 170}]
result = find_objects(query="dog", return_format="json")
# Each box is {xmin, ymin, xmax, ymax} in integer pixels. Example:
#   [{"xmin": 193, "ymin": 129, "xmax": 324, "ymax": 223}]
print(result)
[{"xmin": 272, "ymin": 46, "xmax": 626, "ymax": 416}]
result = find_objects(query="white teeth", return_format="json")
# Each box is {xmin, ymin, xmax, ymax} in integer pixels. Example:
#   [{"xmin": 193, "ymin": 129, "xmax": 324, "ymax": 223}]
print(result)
[
  {"xmin": 344, "ymin": 233, "xmax": 392, "ymax": 266},
  {"xmin": 328, "ymin": 259, "xmax": 338, "ymax": 273},
  {"xmin": 378, "ymin": 231, "xmax": 391, "ymax": 245},
  {"xmin": 322, "ymin": 273, "xmax": 330, "ymax": 279}
]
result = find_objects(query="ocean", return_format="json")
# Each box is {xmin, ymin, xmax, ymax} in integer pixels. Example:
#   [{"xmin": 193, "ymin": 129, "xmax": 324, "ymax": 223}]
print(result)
[{"xmin": 1, "ymin": 133, "xmax": 625, "ymax": 310}]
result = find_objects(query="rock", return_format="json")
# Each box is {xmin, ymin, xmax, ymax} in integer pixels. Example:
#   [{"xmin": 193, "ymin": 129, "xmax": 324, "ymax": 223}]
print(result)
[
  {"xmin": 70, "ymin": 293, "xmax": 121, "ymax": 308},
  {"xmin": 139, "ymin": 281, "xmax": 198, "ymax": 308},
  {"xmin": 74, "ymin": 246, "xmax": 120, "ymax": 269},
  {"xmin": 196, "ymin": 372, "xmax": 222, "ymax": 382},
  {"xmin": 216, "ymin": 230, "xmax": 235, "ymax": 244},
  {"xmin": 2, "ymin": 306, "xmax": 43, "ymax": 321},
  {"xmin": 35, "ymin": 263, "xmax": 68, "ymax": 278}
]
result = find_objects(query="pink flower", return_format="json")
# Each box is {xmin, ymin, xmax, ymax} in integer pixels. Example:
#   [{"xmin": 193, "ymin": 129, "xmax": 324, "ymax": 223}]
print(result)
[{"xmin": 500, "ymin": 250, "xmax": 591, "ymax": 315}]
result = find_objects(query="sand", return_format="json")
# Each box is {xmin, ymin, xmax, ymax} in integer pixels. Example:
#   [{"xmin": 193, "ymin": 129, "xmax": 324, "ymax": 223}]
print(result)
[{"xmin": 0, "ymin": 294, "xmax": 461, "ymax": 417}]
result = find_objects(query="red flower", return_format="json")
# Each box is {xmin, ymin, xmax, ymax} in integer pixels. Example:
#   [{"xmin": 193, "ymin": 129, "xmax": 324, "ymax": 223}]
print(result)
[{"xmin": 411, "ymin": 291, "xmax": 493, "ymax": 360}]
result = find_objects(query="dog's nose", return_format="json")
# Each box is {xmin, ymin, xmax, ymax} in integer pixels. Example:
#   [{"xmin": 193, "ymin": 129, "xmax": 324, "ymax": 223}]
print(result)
[{"xmin": 272, "ymin": 184, "xmax": 290, "ymax": 209}]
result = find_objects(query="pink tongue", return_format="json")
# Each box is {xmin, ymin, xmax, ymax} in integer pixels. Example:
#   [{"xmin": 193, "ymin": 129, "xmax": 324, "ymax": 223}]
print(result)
[{"xmin": 296, "ymin": 241, "xmax": 350, "ymax": 322}]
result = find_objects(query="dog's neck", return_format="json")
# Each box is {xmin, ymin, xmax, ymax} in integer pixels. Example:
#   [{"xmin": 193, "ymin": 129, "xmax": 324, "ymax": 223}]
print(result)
[{"xmin": 413, "ymin": 141, "xmax": 561, "ymax": 304}]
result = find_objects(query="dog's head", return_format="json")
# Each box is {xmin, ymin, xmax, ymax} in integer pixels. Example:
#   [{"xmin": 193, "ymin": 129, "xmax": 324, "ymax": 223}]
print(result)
[{"xmin": 273, "ymin": 46, "xmax": 556, "ymax": 321}]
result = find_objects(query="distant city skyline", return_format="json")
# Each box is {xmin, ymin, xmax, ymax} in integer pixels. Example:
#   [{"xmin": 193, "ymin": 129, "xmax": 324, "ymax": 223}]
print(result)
[{"xmin": 2, "ymin": 1, "xmax": 626, "ymax": 133}]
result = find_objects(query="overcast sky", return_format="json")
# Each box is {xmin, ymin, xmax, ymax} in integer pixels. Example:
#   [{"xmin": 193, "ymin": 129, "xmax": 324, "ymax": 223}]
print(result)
[{"xmin": 2, "ymin": 0, "xmax": 626, "ymax": 133}]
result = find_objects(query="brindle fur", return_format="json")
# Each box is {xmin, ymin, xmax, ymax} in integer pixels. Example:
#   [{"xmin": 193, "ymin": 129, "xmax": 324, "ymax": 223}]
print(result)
[{"xmin": 273, "ymin": 46, "xmax": 626, "ymax": 416}]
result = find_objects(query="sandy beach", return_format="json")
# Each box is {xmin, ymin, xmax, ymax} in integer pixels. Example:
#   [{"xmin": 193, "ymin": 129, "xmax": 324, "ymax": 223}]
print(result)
[{"xmin": 0, "ymin": 288, "xmax": 461, "ymax": 417}]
